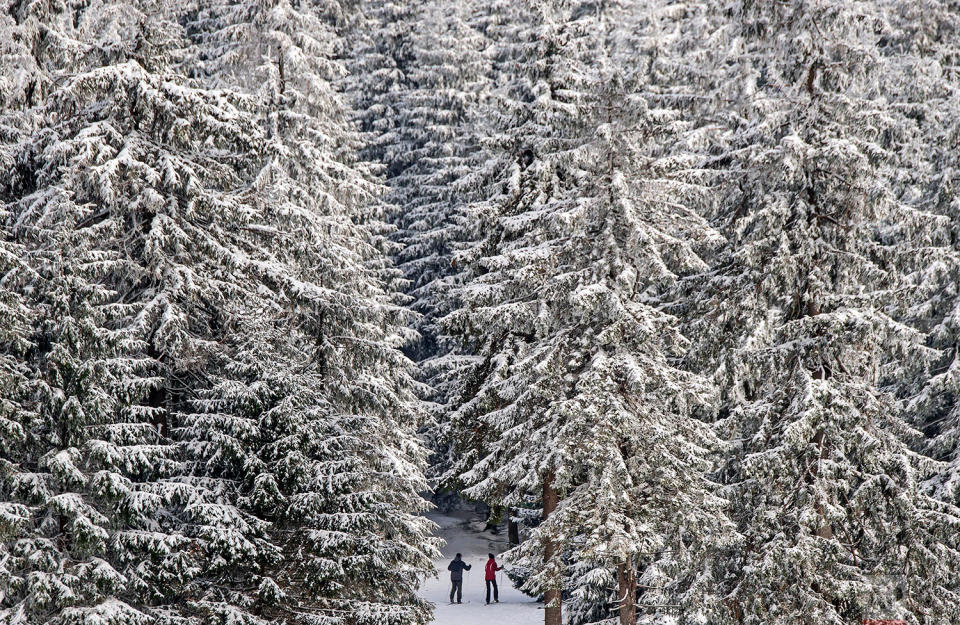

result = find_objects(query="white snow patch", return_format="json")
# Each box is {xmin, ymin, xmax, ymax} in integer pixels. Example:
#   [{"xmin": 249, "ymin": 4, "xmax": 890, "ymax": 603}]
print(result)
[{"xmin": 421, "ymin": 510, "xmax": 543, "ymax": 625}]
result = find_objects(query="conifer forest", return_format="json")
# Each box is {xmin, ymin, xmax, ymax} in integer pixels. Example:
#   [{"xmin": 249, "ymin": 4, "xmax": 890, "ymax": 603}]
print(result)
[{"xmin": 3, "ymin": 1, "xmax": 960, "ymax": 624}]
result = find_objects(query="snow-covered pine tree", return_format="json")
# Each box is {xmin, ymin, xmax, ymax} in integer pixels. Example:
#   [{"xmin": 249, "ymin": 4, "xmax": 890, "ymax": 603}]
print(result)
[
  {"xmin": 190, "ymin": 303, "xmax": 438, "ymax": 625},
  {"xmin": 346, "ymin": 0, "xmax": 418, "ymax": 172},
  {"xmin": 882, "ymin": 1, "xmax": 960, "ymax": 509},
  {"xmin": 0, "ymin": 231, "xmax": 177, "ymax": 625},
  {"xmin": 387, "ymin": 0, "xmax": 486, "ymax": 360},
  {"xmin": 0, "ymin": 2, "xmax": 40, "ymax": 521},
  {"xmin": 441, "ymin": 4, "xmax": 587, "ymax": 622},
  {"xmin": 0, "ymin": 1, "xmax": 289, "ymax": 622},
  {"xmin": 445, "ymin": 2, "xmax": 727, "ymax": 624},
  {"xmin": 359, "ymin": 0, "xmax": 491, "ymax": 488},
  {"xmin": 428, "ymin": 1, "xmax": 562, "ymax": 494},
  {"xmin": 0, "ymin": 77, "xmax": 44, "ymax": 621},
  {"xmin": 0, "ymin": 3, "xmax": 206, "ymax": 623},
  {"xmin": 176, "ymin": 0, "xmax": 441, "ymax": 622},
  {"xmin": 673, "ymin": 1, "xmax": 960, "ymax": 622}
]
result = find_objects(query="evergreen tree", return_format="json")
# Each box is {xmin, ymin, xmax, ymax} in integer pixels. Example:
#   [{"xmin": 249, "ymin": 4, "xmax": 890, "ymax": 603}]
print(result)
[
  {"xmin": 346, "ymin": 0, "xmax": 418, "ymax": 171},
  {"xmin": 884, "ymin": 0, "xmax": 960, "ymax": 507},
  {"xmin": 673, "ymin": 1, "xmax": 960, "ymax": 622},
  {"xmin": 179, "ymin": 0, "xmax": 442, "ymax": 622},
  {"xmin": 445, "ymin": 2, "xmax": 728, "ymax": 624},
  {"xmin": 387, "ymin": 0, "xmax": 486, "ymax": 361},
  {"xmin": 359, "ymin": 0, "xmax": 491, "ymax": 486},
  {"xmin": 2, "ymin": 1, "xmax": 282, "ymax": 622}
]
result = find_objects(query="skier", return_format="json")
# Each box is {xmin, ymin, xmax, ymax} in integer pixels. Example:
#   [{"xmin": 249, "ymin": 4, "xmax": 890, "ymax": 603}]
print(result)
[
  {"xmin": 485, "ymin": 552, "xmax": 503, "ymax": 604},
  {"xmin": 448, "ymin": 553, "xmax": 472, "ymax": 604}
]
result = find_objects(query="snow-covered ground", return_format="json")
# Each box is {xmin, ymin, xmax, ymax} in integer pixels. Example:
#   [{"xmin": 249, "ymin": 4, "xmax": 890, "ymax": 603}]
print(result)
[{"xmin": 421, "ymin": 510, "xmax": 543, "ymax": 625}]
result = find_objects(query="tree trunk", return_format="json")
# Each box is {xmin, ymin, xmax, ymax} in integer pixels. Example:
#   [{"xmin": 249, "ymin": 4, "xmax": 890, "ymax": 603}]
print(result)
[
  {"xmin": 58, "ymin": 513, "xmax": 68, "ymax": 550},
  {"xmin": 148, "ymin": 385, "xmax": 169, "ymax": 439},
  {"xmin": 542, "ymin": 471, "xmax": 562, "ymax": 625},
  {"xmin": 617, "ymin": 559, "xmax": 637, "ymax": 625},
  {"xmin": 810, "ymin": 428, "xmax": 834, "ymax": 539},
  {"xmin": 508, "ymin": 508, "xmax": 520, "ymax": 545},
  {"xmin": 486, "ymin": 505, "xmax": 505, "ymax": 533}
]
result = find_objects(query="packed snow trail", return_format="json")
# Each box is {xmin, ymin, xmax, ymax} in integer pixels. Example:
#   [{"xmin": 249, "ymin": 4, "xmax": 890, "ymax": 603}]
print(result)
[{"xmin": 421, "ymin": 510, "xmax": 543, "ymax": 625}]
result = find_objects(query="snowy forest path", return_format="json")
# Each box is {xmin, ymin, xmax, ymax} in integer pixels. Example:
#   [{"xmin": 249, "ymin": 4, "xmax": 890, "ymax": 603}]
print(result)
[{"xmin": 421, "ymin": 511, "xmax": 542, "ymax": 625}]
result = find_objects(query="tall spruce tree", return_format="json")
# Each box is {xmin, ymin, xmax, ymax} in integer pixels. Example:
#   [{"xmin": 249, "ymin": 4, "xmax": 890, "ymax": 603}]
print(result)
[
  {"xmin": 179, "ymin": 0, "xmax": 441, "ymax": 622},
  {"xmin": 387, "ymin": 0, "xmax": 487, "ymax": 359},
  {"xmin": 346, "ymin": 0, "xmax": 418, "ymax": 171},
  {"xmin": 356, "ymin": 0, "xmax": 491, "ymax": 484},
  {"xmin": 885, "ymin": 0, "xmax": 960, "ymax": 508},
  {"xmin": 672, "ymin": 1, "xmax": 960, "ymax": 622},
  {"xmin": 445, "ymin": 2, "xmax": 728, "ymax": 624},
  {"xmin": 0, "ymin": 1, "xmax": 276, "ymax": 623}
]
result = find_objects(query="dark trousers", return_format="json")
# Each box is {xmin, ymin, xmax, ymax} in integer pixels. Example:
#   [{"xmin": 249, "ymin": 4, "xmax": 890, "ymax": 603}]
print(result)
[
  {"xmin": 450, "ymin": 579, "xmax": 463, "ymax": 603},
  {"xmin": 486, "ymin": 579, "xmax": 498, "ymax": 603}
]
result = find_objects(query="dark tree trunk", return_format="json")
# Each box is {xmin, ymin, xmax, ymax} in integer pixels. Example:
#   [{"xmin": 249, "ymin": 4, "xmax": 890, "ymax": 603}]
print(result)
[
  {"xmin": 486, "ymin": 505, "xmax": 504, "ymax": 533},
  {"xmin": 508, "ymin": 508, "xmax": 520, "ymax": 545},
  {"xmin": 810, "ymin": 428, "xmax": 834, "ymax": 539},
  {"xmin": 617, "ymin": 559, "xmax": 637, "ymax": 625},
  {"xmin": 148, "ymin": 385, "xmax": 169, "ymax": 439},
  {"xmin": 542, "ymin": 471, "xmax": 561, "ymax": 625}
]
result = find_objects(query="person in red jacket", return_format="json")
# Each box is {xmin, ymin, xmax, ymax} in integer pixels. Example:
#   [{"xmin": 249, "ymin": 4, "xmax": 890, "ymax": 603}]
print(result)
[{"xmin": 485, "ymin": 553, "xmax": 504, "ymax": 604}]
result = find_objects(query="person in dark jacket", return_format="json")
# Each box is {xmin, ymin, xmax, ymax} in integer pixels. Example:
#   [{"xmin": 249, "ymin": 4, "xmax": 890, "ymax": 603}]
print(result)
[
  {"xmin": 447, "ymin": 553, "xmax": 472, "ymax": 603},
  {"xmin": 485, "ymin": 553, "xmax": 504, "ymax": 604}
]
